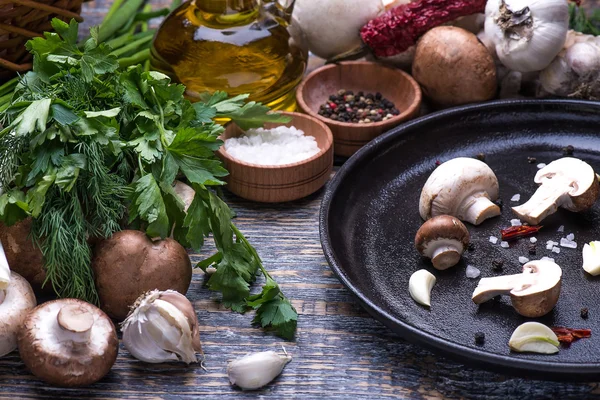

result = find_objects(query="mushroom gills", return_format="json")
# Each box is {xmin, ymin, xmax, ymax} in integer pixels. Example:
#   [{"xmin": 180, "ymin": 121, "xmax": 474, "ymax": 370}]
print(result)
[{"xmin": 423, "ymin": 238, "xmax": 465, "ymax": 270}]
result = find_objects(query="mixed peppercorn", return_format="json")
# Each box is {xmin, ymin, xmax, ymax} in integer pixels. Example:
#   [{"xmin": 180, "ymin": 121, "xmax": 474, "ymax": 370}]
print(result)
[{"xmin": 318, "ymin": 90, "xmax": 400, "ymax": 124}]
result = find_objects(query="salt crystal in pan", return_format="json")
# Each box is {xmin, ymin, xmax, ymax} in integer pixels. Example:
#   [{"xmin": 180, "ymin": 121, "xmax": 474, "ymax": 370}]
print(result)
[
  {"xmin": 537, "ymin": 163, "xmax": 547, "ymax": 169},
  {"xmin": 466, "ymin": 265, "xmax": 481, "ymax": 279},
  {"xmin": 489, "ymin": 236, "xmax": 498, "ymax": 244},
  {"xmin": 519, "ymin": 256, "xmax": 529, "ymax": 264},
  {"xmin": 557, "ymin": 225, "xmax": 565, "ymax": 232},
  {"xmin": 500, "ymin": 241, "xmax": 510, "ymax": 248},
  {"xmin": 530, "ymin": 237, "xmax": 537, "ymax": 244},
  {"xmin": 552, "ymin": 246, "xmax": 561, "ymax": 254},
  {"xmin": 510, "ymin": 219, "xmax": 522, "ymax": 227},
  {"xmin": 567, "ymin": 233, "xmax": 575, "ymax": 241},
  {"xmin": 511, "ymin": 194, "xmax": 521, "ymax": 202},
  {"xmin": 560, "ymin": 238, "xmax": 577, "ymax": 249}
]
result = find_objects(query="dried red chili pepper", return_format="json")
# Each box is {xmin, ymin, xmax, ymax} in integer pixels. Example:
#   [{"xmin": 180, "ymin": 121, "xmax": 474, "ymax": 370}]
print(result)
[
  {"xmin": 551, "ymin": 327, "xmax": 591, "ymax": 344},
  {"xmin": 501, "ymin": 225, "xmax": 543, "ymax": 241},
  {"xmin": 360, "ymin": 0, "xmax": 487, "ymax": 58}
]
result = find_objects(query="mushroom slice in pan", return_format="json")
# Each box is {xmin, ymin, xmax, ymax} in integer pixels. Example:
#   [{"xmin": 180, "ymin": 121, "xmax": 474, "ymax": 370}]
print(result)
[
  {"xmin": 419, "ymin": 158, "xmax": 501, "ymax": 225},
  {"xmin": 17, "ymin": 299, "xmax": 119, "ymax": 387},
  {"xmin": 415, "ymin": 215, "xmax": 470, "ymax": 270},
  {"xmin": 472, "ymin": 259, "xmax": 562, "ymax": 318},
  {"xmin": 512, "ymin": 157, "xmax": 600, "ymax": 225}
]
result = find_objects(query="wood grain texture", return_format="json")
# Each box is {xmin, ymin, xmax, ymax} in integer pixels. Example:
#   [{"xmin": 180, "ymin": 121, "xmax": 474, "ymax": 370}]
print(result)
[
  {"xmin": 296, "ymin": 62, "xmax": 422, "ymax": 157},
  {"xmin": 218, "ymin": 112, "xmax": 334, "ymax": 203},
  {"xmin": 3, "ymin": 0, "xmax": 600, "ymax": 399}
]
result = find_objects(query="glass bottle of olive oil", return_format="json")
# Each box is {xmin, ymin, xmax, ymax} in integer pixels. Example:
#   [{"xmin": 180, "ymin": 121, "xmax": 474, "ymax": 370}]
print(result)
[{"xmin": 150, "ymin": 0, "xmax": 307, "ymax": 111}]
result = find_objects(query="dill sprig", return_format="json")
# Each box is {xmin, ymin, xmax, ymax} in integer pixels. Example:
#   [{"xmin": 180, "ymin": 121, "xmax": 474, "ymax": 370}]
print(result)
[{"xmin": 569, "ymin": 3, "xmax": 600, "ymax": 35}]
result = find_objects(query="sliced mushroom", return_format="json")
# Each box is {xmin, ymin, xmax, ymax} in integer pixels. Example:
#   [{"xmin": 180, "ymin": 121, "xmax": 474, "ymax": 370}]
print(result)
[
  {"xmin": 419, "ymin": 158, "xmax": 501, "ymax": 225},
  {"xmin": 512, "ymin": 158, "xmax": 600, "ymax": 225},
  {"xmin": 472, "ymin": 259, "xmax": 562, "ymax": 318},
  {"xmin": 17, "ymin": 299, "xmax": 119, "ymax": 387},
  {"xmin": 415, "ymin": 215, "xmax": 470, "ymax": 270}
]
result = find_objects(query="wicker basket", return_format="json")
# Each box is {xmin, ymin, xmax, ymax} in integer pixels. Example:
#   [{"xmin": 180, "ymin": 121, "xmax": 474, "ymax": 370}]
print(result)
[{"xmin": 0, "ymin": 0, "xmax": 86, "ymax": 82}]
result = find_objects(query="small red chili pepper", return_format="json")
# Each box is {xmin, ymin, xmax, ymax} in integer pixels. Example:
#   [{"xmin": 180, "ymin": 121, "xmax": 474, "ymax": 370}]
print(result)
[
  {"xmin": 551, "ymin": 327, "xmax": 591, "ymax": 345},
  {"xmin": 501, "ymin": 225, "xmax": 543, "ymax": 241}
]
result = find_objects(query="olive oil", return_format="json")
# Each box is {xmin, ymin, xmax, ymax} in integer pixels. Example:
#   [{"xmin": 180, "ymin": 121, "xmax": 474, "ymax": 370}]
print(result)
[{"xmin": 151, "ymin": 0, "xmax": 307, "ymax": 111}]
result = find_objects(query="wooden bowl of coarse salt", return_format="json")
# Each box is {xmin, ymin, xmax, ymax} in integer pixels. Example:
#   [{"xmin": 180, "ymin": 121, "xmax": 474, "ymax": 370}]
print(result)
[
  {"xmin": 296, "ymin": 61, "xmax": 422, "ymax": 157},
  {"xmin": 217, "ymin": 112, "xmax": 334, "ymax": 203}
]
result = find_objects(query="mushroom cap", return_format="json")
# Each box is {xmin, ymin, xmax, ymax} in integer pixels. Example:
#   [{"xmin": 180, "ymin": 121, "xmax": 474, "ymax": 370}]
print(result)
[
  {"xmin": 0, "ymin": 272, "xmax": 36, "ymax": 357},
  {"xmin": 510, "ymin": 260, "xmax": 562, "ymax": 318},
  {"xmin": 17, "ymin": 299, "xmax": 118, "ymax": 387},
  {"xmin": 419, "ymin": 158, "xmax": 499, "ymax": 220},
  {"xmin": 414, "ymin": 215, "xmax": 470, "ymax": 256},
  {"xmin": 534, "ymin": 157, "xmax": 600, "ymax": 211}
]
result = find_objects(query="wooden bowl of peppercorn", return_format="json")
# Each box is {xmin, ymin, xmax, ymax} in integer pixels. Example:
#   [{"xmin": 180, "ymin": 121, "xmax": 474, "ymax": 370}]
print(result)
[{"xmin": 296, "ymin": 61, "xmax": 422, "ymax": 157}]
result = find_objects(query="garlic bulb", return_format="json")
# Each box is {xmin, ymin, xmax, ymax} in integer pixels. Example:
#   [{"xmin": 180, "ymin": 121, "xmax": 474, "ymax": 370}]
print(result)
[
  {"xmin": 228, "ymin": 350, "xmax": 292, "ymax": 391},
  {"xmin": 540, "ymin": 40, "xmax": 600, "ymax": 99},
  {"xmin": 484, "ymin": 0, "xmax": 569, "ymax": 72},
  {"xmin": 121, "ymin": 290, "xmax": 202, "ymax": 364}
]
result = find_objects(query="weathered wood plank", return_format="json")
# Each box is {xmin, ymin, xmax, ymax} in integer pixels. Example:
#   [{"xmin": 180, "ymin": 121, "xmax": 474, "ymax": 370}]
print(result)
[{"xmin": 4, "ymin": 1, "xmax": 600, "ymax": 398}]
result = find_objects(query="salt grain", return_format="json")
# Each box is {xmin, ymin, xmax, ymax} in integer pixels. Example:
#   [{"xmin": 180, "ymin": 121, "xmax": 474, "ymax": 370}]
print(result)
[
  {"xmin": 557, "ymin": 225, "xmax": 565, "ymax": 232},
  {"xmin": 537, "ymin": 163, "xmax": 547, "ymax": 169},
  {"xmin": 530, "ymin": 237, "xmax": 537, "ymax": 244},
  {"xmin": 567, "ymin": 233, "xmax": 575, "ymax": 241},
  {"xmin": 510, "ymin": 219, "xmax": 522, "ymax": 226},
  {"xmin": 560, "ymin": 238, "xmax": 578, "ymax": 249},
  {"xmin": 500, "ymin": 241, "xmax": 510, "ymax": 248},
  {"xmin": 519, "ymin": 256, "xmax": 529, "ymax": 264},
  {"xmin": 541, "ymin": 256, "xmax": 555, "ymax": 262},
  {"xmin": 511, "ymin": 194, "xmax": 521, "ymax": 202},
  {"xmin": 466, "ymin": 265, "xmax": 481, "ymax": 279},
  {"xmin": 489, "ymin": 236, "xmax": 498, "ymax": 244},
  {"xmin": 224, "ymin": 126, "xmax": 320, "ymax": 166},
  {"xmin": 552, "ymin": 246, "xmax": 561, "ymax": 254}
]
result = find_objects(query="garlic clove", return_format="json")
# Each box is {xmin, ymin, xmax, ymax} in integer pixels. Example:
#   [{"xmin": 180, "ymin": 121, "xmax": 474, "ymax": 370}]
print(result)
[
  {"xmin": 0, "ymin": 241, "xmax": 11, "ymax": 290},
  {"xmin": 228, "ymin": 350, "xmax": 292, "ymax": 391},
  {"xmin": 121, "ymin": 290, "xmax": 202, "ymax": 364},
  {"xmin": 508, "ymin": 322, "xmax": 560, "ymax": 354},
  {"xmin": 583, "ymin": 241, "xmax": 600, "ymax": 276},
  {"xmin": 408, "ymin": 269, "xmax": 436, "ymax": 307}
]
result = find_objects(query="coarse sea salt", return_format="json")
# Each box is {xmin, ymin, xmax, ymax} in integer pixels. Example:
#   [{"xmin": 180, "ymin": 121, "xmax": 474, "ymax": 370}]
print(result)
[
  {"xmin": 519, "ymin": 256, "xmax": 529, "ymax": 264},
  {"xmin": 511, "ymin": 194, "xmax": 521, "ymax": 202},
  {"xmin": 552, "ymin": 246, "xmax": 561, "ymax": 254},
  {"xmin": 530, "ymin": 237, "xmax": 537, "ymax": 244},
  {"xmin": 560, "ymin": 238, "xmax": 578, "ymax": 249},
  {"xmin": 541, "ymin": 256, "xmax": 555, "ymax": 262},
  {"xmin": 537, "ymin": 163, "xmax": 547, "ymax": 169},
  {"xmin": 489, "ymin": 236, "xmax": 498, "ymax": 244},
  {"xmin": 567, "ymin": 233, "xmax": 575, "ymax": 241},
  {"xmin": 510, "ymin": 219, "xmax": 522, "ymax": 226},
  {"xmin": 224, "ymin": 126, "xmax": 320, "ymax": 166},
  {"xmin": 466, "ymin": 265, "xmax": 481, "ymax": 279},
  {"xmin": 557, "ymin": 225, "xmax": 565, "ymax": 232},
  {"xmin": 500, "ymin": 241, "xmax": 509, "ymax": 248}
]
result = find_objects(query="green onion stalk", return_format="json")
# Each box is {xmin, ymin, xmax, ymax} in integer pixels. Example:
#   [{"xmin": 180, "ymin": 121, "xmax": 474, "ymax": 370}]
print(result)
[{"xmin": 0, "ymin": 0, "xmax": 182, "ymax": 111}]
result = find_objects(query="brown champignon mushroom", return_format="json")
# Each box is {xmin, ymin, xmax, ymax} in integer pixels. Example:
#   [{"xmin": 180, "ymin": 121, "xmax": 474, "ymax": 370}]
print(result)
[
  {"xmin": 17, "ymin": 299, "xmax": 119, "ymax": 387},
  {"xmin": 415, "ymin": 215, "xmax": 470, "ymax": 270},
  {"xmin": 472, "ymin": 259, "xmax": 562, "ymax": 318},
  {"xmin": 512, "ymin": 157, "xmax": 600, "ymax": 225}
]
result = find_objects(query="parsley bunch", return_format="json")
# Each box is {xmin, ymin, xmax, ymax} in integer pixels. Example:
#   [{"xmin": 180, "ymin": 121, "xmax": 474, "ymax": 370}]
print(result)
[{"xmin": 0, "ymin": 19, "xmax": 298, "ymax": 339}]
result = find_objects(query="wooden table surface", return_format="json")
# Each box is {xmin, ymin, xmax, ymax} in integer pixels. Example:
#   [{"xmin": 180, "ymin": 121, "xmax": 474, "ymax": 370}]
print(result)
[{"xmin": 4, "ymin": 1, "xmax": 600, "ymax": 399}]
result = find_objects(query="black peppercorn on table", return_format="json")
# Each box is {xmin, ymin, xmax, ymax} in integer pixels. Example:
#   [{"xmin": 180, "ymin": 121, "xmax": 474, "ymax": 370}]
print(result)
[{"xmin": 3, "ymin": 1, "xmax": 600, "ymax": 398}]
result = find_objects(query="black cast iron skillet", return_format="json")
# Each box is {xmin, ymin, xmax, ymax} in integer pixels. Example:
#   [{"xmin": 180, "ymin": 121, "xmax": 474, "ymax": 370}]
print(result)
[{"xmin": 320, "ymin": 100, "xmax": 600, "ymax": 380}]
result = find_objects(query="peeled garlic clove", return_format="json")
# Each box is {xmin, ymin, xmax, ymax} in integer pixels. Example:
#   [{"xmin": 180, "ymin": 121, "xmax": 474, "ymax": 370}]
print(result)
[
  {"xmin": 0, "ymin": 241, "xmax": 11, "ymax": 290},
  {"xmin": 408, "ymin": 269, "xmax": 436, "ymax": 307},
  {"xmin": 583, "ymin": 241, "xmax": 600, "ymax": 276},
  {"xmin": 121, "ymin": 290, "xmax": 202, "ymax": 364},
  {"xmin": 228, "ymin": 350, "xmax": 292, "ymax": 391},
  {"xmin": 509, "ymin": 322, "xmax": 560, "ymax": 354}
]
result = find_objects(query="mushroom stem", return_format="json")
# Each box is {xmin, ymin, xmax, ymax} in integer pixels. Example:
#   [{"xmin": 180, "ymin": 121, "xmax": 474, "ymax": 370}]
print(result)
[
  {"xmin": 57, "ymin": 304, "xmax": 95, "ymax": 345},
  {"xmin": 459, "ymin": 195, "xmax": 501, "ymax": 225},
  {"xmin": 512, "ymin": 179, "xmax": 571, "ymax": 225},
  {"xmin": 0, "ymin": 289, "xmax": 5, "ymax": 305},
  {"xmin": 431, "ymin": 244, "xmax": 461, "ymax": 270},
  {"xmin": 0, "ymin": 240, "xmax": 11, "ymax": 290},
  {"xmin": 472, "ymin": 273, "xmax": 536, "ymax": 303}
]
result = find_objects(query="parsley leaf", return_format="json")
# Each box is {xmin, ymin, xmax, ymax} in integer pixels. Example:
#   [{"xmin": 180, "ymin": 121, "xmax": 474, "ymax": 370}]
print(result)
[{"xmin": 253, "ymin": 296, "xmax": 298, "ymax": 340}]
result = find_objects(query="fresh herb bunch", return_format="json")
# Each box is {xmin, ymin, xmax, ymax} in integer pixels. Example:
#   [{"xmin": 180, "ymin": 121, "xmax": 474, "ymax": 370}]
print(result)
[
  {"xmin": 569, "ymin": 3, "xmax": 600, "ymax": 35},
  {"xmin": 0, "ymin": 19, "xmax": 298, "ymax": 339}
]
